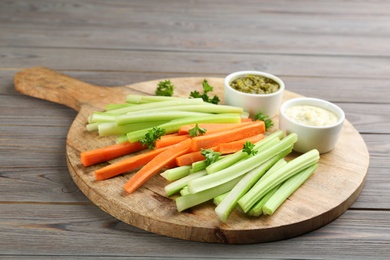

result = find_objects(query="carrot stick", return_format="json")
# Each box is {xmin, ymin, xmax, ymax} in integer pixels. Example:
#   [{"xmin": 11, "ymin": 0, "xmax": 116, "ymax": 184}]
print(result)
[
  {"xmin": 215, "ymin": 133, "xmax": 265, "ymax": 154},
  {"xmin": 176, "ymin": 150, "xmax": 211, "ymax": 166},
  {"xmin": 80, "ymin": 141, "xmax": 146, "ymax": 167},
  {"xmin": 94, "ymin": 147, "xmax": 168, "ymax": 181},
  {"xmin": 190, "ymin": 121, "xmax": 265, "ymax": 151},
  {"xmin": 123, "ymin": 139, "xmax": 192, "ymax": 194},
  {"xmin": 155, "ymin": 134, "xmax": 190, "ymax": 149},
  {"xmin": 178, "ymin": 122, "xmax": 252, "ymax": 135}
]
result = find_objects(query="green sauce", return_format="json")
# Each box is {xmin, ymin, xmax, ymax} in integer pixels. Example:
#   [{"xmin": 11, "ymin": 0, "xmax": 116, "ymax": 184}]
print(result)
[{"xmin": 230, "ymin": 74, "xmax": 280, "ymax": 94}]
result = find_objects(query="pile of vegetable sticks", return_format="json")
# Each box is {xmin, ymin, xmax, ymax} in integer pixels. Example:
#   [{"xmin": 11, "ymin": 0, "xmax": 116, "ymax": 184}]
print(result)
[{"xmin": 81, "ymin": 94, "xmax": 319, "ymax": 222}]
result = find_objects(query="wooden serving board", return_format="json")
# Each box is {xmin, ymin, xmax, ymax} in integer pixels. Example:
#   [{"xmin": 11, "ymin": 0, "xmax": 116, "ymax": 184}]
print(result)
[{"xmin": 14, "ymin": 67, "xmax": 370, "ymax": 244}]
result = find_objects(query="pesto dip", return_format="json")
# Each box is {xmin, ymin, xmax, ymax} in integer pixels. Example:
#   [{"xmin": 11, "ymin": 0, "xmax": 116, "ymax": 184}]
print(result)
[{"xmin": 229, "ymin": 74, "xmax": 280, "ymax": 94}]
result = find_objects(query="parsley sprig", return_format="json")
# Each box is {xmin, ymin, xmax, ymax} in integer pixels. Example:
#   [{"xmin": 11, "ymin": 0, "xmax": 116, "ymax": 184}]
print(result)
[
  {"xmin": 200, "ymin": 149, "xmax": 221, "ymax": 166},
  {"xmin": 189, "ymin": 79, "xmax": 220, "ymax": 104},
  {"xmin": 254, "ymin": 112, "xmax": 274, "ymax": 131},
  {"xmin": 242, "ymin": 141, "xmax": 258, "ymax": 156},
  {"xmin": 139, "ymin": 127, "xmax": 166, "ymax": 149},
  {"xmin": 156, "ymin": 80, "xmax": 175, "ymax": 96},
  {"xmin": 188, "ymin": 123, "xmax": 207, "ymax": 137}
]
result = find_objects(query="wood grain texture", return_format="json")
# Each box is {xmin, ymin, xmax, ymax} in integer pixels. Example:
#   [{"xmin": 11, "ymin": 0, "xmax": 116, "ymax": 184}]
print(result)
[{"xmin": 14, "ymin": 67, "xmax": 369, "ymax": 244}]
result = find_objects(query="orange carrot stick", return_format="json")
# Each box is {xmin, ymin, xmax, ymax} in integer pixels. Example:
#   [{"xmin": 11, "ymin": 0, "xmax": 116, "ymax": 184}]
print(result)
[
  {"xmin": 190, "ymin": 121, "xmax": 265, "ymax": 151},
  {"xmin": 94, "ymin": 147, "xmax": 168, "ymax": 181},
  {"xmin": 123, "ymin": 139, "xmax": 192, "ymax": 194},
  {"xmin": 155, "ymin": 135, "xmax": 190, "ymax": 149},
  {"xmin": 215, "ymin": 133, "xmax": 265, "ymax": 154},
  {"xmin": 175, "ymin": 150, "xmax": 210, "ymax": 166},
  {"xmin": 178, "ymin": 121, "xmax": 252, "ymax": 135},
  {"xmin": 80, "ymin": 141, "xmax": 146, "ymax": 167}
]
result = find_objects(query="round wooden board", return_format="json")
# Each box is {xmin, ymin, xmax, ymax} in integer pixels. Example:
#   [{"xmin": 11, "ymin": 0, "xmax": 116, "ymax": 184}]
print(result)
[{"xmin": 15, "ymin": 67, "xmax": 370, "ymax": 244}]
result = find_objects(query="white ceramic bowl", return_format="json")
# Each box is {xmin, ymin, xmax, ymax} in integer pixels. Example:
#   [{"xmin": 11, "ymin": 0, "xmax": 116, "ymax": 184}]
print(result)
[
  {"xmin": 224, "ymin": 71, "xmax": 285, "ymax": 118},
  {"xmin": 279, "ymin": 97, "xmax": 345, "ymax": 154}
]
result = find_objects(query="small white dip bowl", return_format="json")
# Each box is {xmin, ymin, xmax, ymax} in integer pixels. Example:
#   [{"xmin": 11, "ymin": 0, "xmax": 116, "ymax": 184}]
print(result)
[
  {"xmin": 224, "ymin": 71, "xmax": 285, "ymax": 118},
  {"xmin": 279, "ymin": 97, "xmax": 345, "ymax": 154}
]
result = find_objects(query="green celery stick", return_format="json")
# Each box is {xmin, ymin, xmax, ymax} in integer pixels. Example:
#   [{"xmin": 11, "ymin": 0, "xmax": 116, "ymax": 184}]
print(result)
[
  {"xmin": 164, "ymin": 170, "xmax": 207, "ymax": 197},
  {"xmin": 176, "ymin": 175, "xmax": 243, "ymax": 212},
  {"xmin": 247, "ymin": 184, "xmax": 281, "ymax": 217},
  {"xmin": 116, "ymin": 111, "xmax": 213, "ymax": 126},
  {"xmin": 98, "ymin": 120, "xmax": 168, "ymax": 136},
  {"xmin": 126, "ymin": 95, "xmax": 183, "ymax": 104},
  {"xmin": 206, "ymin": 130, "xmax": 284, "ymax": 174},
  {"xmin": 160, "ymin": 165, "xmax": 192, "ymax": 182},
  {"xmin": 187, "ymin": 133, "xmax": 297, "ymax": 194},
  {"xmin": 262, "ymin": 163, "xmax": 318, "ymax": 215},
  {"xmin": 213, "ymin": 192, "xmax": 228, "ymax": 206},
  {"xmin": 215, "ymin": 149, "xmax": 291, "ymax": 222},
  {"xmin": 238, "ymin": 149, "xmax": 320, "ymax": 213}
]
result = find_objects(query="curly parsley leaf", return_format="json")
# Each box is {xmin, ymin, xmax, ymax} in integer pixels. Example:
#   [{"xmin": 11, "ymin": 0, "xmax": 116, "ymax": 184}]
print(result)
[
  {"xmin": 242, "ymin": 141, "xmax": 258, "ymax": 156},
  {"xmin": 188, "ymin": 123, "xmax": 207, "ymax": 137},
  {"xmin": 254, "ymin": 112, "xmax": 274, "ymax": 131},
  {"xmin": 201, "ymin": 149, "xmax": 221, "ymax": 166},
  {"xmin": 156, "ymin": 80, "xmax": 175, "ymax": 96},
  {"xmin": 189, "ymin": 79, "xmax": 220, "ymax": 104},
  {"xmin": 139, "ymin": 127, "xmax": 166, "ymax": 149}
]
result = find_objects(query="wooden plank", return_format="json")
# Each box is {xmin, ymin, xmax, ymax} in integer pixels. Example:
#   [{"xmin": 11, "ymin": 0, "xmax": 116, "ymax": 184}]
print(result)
[
  {"xmin": 1, "ymin": 0, "xmax": 390, "ymax": 56},
  {"xmin": 1, "ymin": 204, "xmax": 389, "ymax": 258},
  {"xmin": 2, "ymin": 47, "xmax": 390, "ymax": 79}
]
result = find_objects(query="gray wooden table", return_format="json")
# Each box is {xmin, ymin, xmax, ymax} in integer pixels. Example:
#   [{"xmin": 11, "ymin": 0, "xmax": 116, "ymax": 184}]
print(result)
[{"xmin": 1, "ymin": 0, "xmax": 389, "ymax": 258}]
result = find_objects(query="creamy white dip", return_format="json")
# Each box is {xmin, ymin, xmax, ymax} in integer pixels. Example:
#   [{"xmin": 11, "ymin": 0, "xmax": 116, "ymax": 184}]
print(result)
[{"xmin": 284, "ymin": 105, "xmax": 338, "ymax": 127}]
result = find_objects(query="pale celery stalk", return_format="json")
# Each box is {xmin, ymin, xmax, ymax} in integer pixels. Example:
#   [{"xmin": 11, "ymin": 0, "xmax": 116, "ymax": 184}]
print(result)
[
  {"xmin": 164, "ymin": 170, "xmax": 207, "ymax": 197},
  {"xmin": 247, "ymin": 184, "xmax": 280, "ymax": 217},
  {"xmin": 213, "ymin": 192, "xmax": 228, "ymax": 206},
  {"xmin": 160, "ymin": 166, "xmax": 192, "ymax": 182},
  {"xmin": 245, "ymin": 159, "xmax": 288, "ymax": 217},
  {"xmin": 116, "ymin": 111, "xmax": 214, "ymax": 126},
  {"xmin": 98, "ymin": 120, "xmax": 168, "ymax": 136},
  {"xmin": 116, "ymin": 134, "xmax": 129, "ymax": 144},
  {"xmin": 107, "ymin": 98, "xmax": 205, "ymax": 115},
  {"xmin": 126, "ymin": 94, "xmax": 182, "ymax": 104},
  {"xmin": 176, "ymin": 175, "xmax": 243, "ymax": 212},
  {"xmin": 86, "ymin": 122, "xmax": 99, "ymax": 132},
  {"xmin": 214, "ymin": 149, "xmax": 292, "ymax": 222},
  {"xmin": 89, "ymin": 112, "xmax": 117, "ymax": 123},
  {"xmin": 126, "ymin": 114, "xmax": 241, "ymax": 143},
  {"xmin": 180, "ymin": 186, "xmax": 190, "ymax": 196},
  {"xmin": 105, "ymin": 103, "xmax": 134, "ymax": 110},
  {"xmin": 191, "ymin": 155, "xmax": 227, "ymax": 173},
  {"xmin": 238, "ymin": 149, "xmax": 320, "ymax": 213},
  {"xmin": 262, "ymin": 163, "xmax": 318, "ymax": 215},
  {"xmin": 187, "ymin": 133, "xmax": 298, "ymax": 194},
  {"xmin": 123, "ymin": 104, "xmax": 244, "ymax": 115},
  {"xmin": 206, "ymin": 130, "xmax": 284, "ymax": 174}
]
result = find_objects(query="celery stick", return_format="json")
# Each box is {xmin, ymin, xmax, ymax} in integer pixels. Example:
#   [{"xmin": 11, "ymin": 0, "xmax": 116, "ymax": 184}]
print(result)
[
  {"xmin": 108, "ymin": 98, "xmax": 205, "ymax": 115},
  {"xmin": 98, "ymin": 120, "xmax": 168, "ymax": 136},
  {"xmin": 160, "ymin": 165, "xmax": 192, "ymax": 182},
  {"xmin": 213, "ymin": 192, "xmax": 228, "ymax": 206},
  {"xmin": 116, "ymin": 134, "xmax": 129, "ymax": 144},
  {"xmin": 206, "ymin": 130, "xmax": 284, "ymax": 174},
  {"xmin": 126, "ymin": 114, "xmax": 241, "ymax": 143},
  {"xmin": 262, "ymin": 163, "xmax": 318, "ymax": 215},
  {"xmin": 86, "ymin": 122, "xmax": 99, "ymax": 132},
  {"xmin": 89, "ymin": 112, "xmax": 117, "ymax": 123},
  {"xmin": 106, "ymin": 103, "xmax": 134, "ymax": 110},
  {"xmin": 191, "ymin": 155, "xmax": 226, "ymax": 173},
  {"xmin": 126, "ymin": 95, "xmax": 182, "ymax": 104},
  {"xmin": 215, "ymin": 149, "xmax": 291, "ymax": 222},
  {"xmin": 165, "ymin": 170, "xmax": 207, "ymax": 197},
  {"xmin": 116, "ymin": 111, "xmax": 213, "ymax": 126},
  {"xmin": 238, "ymin": 149, "xmax": 320, "ymax": 213},
  {"xmin": 180, "ymin": 186, "xmax": 190, "ymax": 196},
  {"xmin": 176, "ymin": 175, "xmax": 243, "ymax": 212},
  {"xmin": 124, "ymin": 104, "xmax": 244, "ymax": 115},
  {"xmin": 247, "ymin": 184, "xmax": 280, "ymax": 217},
  {"xmin": 187, "ymin": 133, "xmax": 297, "ymax": 194},
  {"xmin": 245, "ymin": 158, "xmax": 288, "ymax": 217}
]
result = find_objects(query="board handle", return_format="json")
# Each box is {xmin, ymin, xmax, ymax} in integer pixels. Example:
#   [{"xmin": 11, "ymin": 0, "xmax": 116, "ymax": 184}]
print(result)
[{"xmin": 14, "ymin": 67, "xmax": 126, "ymax": 111}]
